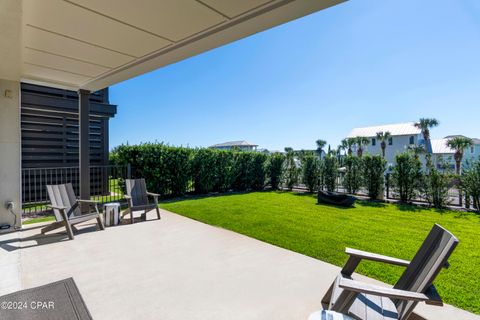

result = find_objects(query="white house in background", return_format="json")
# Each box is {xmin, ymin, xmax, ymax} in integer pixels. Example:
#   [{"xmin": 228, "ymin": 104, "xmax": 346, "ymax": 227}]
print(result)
[
  {"xmin": 210, "ymin": 140, "xmax": 258, "ymax": 151},
  {"xmin": 432, "ymin": 136, "xmax": 480, "ymax": 171},
  {"xmin": 346, "ymin": 122, "xmax": 423, "ymax": 165},
  {"xmin": 431, "ymin": 139, "xmax": 455, "ymax": 171}
]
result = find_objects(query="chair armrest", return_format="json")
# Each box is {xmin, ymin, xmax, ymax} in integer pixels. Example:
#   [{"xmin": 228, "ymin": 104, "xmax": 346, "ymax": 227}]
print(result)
[
  {"xmin": 345, "ymin": 248, "xmax": 410, "ymax": 267},
  {"xmin": 124, "ymin": 195, "xmax": 131, "ymax": 199},
  {"xmin": 146, "ymin": 192, "xmax": 160, "ymax": 197},
  {"xmin": 47, "ymin": 204, "xmax": 67, "ymax": 210},
  {"xmin": 338, "ymin": 277, "xmax": 430, "ymax": 302}
]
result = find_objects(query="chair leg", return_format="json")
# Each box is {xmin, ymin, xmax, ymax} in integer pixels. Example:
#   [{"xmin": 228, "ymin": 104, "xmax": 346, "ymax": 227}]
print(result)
[
  {"xmin": 64, "ymin": 221, "xmax": 75, "ymax": 240},
  {"xmin": 97, "ymin": 215, "xmax": 105, "ymax": 230},
  {"xmin": 156, "ymin": 207, "xmax": 161, "ymax": 220},
  {"xmin": 130, "ymin": 209, "xmax": 134, "ymax": 224}
]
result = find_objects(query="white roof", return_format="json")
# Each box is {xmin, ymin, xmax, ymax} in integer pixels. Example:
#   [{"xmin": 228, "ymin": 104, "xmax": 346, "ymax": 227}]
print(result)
[
  {"xmin": 210, "ymin": 140, "xmax": 258, "ymax": 148},
  {"xmin": 347, "ymin": 122, "xmax": 421, "ymax": 138},
  {"xmin": 431, "ymin": 139, "xmax": 455, "ymax": 154}
]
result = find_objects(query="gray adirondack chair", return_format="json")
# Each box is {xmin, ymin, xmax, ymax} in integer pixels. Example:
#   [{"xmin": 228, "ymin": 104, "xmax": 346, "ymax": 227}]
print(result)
[
  {"xmin": 41, "ymin": 183, "xmax": 105, "ymax": 240},
  {"xmin": 122, "ymin": 179, "xmax": 161, "ymax": 224},
  {"xmin": 320, "ymin": 224, "xmax": 458, "ymax": 320}
]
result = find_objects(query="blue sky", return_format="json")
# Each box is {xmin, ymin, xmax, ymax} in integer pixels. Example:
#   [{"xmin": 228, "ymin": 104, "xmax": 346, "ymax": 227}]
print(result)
[{"xmin": 109, "ymin": 0, "xmax": 480, "ymax": 151}]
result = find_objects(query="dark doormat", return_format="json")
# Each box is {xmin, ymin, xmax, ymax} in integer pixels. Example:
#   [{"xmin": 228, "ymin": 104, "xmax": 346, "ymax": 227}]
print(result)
[{"xmin": 0, "ymin": 278, "xmax": 93, "ymax": 320}]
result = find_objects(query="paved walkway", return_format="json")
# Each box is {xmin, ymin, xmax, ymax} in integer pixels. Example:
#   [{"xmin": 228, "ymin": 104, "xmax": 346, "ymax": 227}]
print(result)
[{"xmin": 0, "ymin": 210, "xmax": 478, "ymax": 320}]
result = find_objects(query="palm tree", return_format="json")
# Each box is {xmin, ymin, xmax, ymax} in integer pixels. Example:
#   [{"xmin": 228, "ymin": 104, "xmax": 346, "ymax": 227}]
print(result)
[
  {"xmin": 341, "ymin": 138, "xmax": 356, "ymax": 156},
  {"xmin": 407, "ymin": 144, "xmax": 425, "ymax": 160},
  {"xmin": 376, "ymin": 131, "xmax": 391, "ymax": 158},
  {"xmin": 355, "ymin": 136, "xmax": 370, "ymax": 158},
  {"xmin": 315, "ymin": 139, "xmax": 327, "ymax": 158},
  {"xmin": 446, "ymin": 136, "xmax": 473, "ymax": 174},
  {"xmin": 414, "ymin": 118, "xmax": 439, "ymax": 153}
]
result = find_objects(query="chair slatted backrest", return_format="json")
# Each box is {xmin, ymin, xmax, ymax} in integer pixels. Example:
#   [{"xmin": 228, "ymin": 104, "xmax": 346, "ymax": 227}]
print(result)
[
  {"xmin": 125, "ymin": 179, "xmax": 148, "ymax": 207},
  {"xmin": 393, "ymin": 224, "xmax": 459, "ymax": 320},
  {"xmin": 46, "ymin": 183, "xmax": 81, "ymax": 221}
]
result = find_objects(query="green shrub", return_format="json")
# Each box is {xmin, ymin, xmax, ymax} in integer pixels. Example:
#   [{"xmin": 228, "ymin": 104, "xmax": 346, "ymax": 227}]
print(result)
[
  {"xmin": 214, "ymin": 151, "xmax": 234, "ymax": 192},
  {"xmin": 192, "ymin": 148, "xmax": 220, "ymax": 194},
  {"xmin": 112, "ymin": 143, "xmax": 192, "ymax": 196},
  {"xmin": 392, "ymin": 152, "xmax": 422, "ymax": 202},
  {"xmin": 268, "ymin": 153, "xmax": 285, "ymax": 190},
  {"xmin": 112, "ymin": 143, "xmax": 265, "ymax": 195},
  {"xmin": 231, "ymin": 152, "xmax": 268, "ymax": 191},
  {"xmin": 462, "ymin": 160, "xmax": 480, "ymax": 211},
  {"xmin": 302, "ymin": 153, "xmax": 320, "ymax": 192},
  {"xmin": 344, "ymin": 156, "xmax": 362, "ymax": 194},
  {"xmin": 250, "ymin": 152, "xmax": 268, "ymax": 190},
  {"xmin": 322, "ymin": 155, "xmax": 338, "ymax": 192},
  {"xmin": 283, "ymin": 150, "xmax": 299, "ymax": 190},
  {"xmin": 362, "ymin": 155, "xmax": 386, "ymax": 199},
  {"xmin": 422, "ymin": 168, "xmax": 451, "ymax": 208}
]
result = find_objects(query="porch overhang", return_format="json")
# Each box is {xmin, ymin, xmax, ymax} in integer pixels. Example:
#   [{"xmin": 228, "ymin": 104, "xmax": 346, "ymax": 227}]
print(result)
[{"xmin": 1, "ymin": 0, "xmax": 345, "ymax": 91}]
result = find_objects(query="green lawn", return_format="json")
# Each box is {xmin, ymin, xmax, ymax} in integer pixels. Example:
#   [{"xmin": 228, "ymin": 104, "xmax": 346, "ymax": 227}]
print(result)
[{"xmin": 160, "ymin": 191, "xmax": 480, "ymax": 314}]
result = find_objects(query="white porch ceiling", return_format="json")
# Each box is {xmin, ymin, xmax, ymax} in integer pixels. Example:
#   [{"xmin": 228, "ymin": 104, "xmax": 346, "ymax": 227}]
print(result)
[{"xmin": 1, "ymin": 0, "xmax": 345, "ymax": 91}]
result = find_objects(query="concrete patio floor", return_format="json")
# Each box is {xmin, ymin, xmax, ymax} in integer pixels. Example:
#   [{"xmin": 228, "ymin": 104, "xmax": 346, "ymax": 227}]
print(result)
[{"xmin": 0, "ymin": 209, "xmax": 478, "ymax": 320}]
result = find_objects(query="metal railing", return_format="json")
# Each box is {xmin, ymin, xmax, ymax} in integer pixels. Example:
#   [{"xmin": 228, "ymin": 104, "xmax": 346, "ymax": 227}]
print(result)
[
  {"xmin": 292, "ymin": 175, "xmax": 468, "ymax": 208},
  {"xmin": 22, "ymin": 165, "xmax": 131, "ymax": 216}
]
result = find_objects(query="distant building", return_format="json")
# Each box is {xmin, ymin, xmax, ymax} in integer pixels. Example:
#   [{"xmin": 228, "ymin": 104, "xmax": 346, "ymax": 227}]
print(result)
[
  {"xmin": 432, "ymin": 136, "xmax": 480, "ymax": 171},
  {"xmin": 347, "ymin": 122, "xmax": 422, "ymax": 164},
  {"xmin": 345, "ymin": 122, "xmax": 480, "ymax": 170},
  {"xmin": 210, "ymin": 140, "xmax": 258, "ymax": 151}
]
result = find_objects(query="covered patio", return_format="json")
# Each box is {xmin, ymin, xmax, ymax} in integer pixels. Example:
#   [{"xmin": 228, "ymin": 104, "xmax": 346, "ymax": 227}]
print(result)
[
  {"xmin": 1, "ymin": 210, "xmax": 478, "ymax": 320},
  {"xmin": 0, "ymin": 0, "xmax": 345, "ymax": 231},
  {"xmin": 1, "ymin": 1, "xmax": 478, "ymax": 319}
]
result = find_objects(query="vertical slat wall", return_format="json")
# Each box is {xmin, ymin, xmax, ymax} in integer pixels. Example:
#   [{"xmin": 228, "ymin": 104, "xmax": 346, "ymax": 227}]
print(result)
[{"xmin": 21, "ymin": 83, "xmax": 117, "ymax": 203}]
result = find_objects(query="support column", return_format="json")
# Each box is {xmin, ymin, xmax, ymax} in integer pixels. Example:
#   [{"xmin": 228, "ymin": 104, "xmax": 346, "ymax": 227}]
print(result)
[
  {"xmin": 0, "ymin": 80, "xmax": 21, "ymax": 231},
  {"xmin": 78, "ymin": 89, "xmax": 90, "ymax": 202}
]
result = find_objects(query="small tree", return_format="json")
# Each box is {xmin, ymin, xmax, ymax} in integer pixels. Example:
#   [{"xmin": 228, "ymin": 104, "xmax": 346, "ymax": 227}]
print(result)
[
  {"xmin": 355, "ymin": 136, "xmax": 370, "ymax": 158},
  {"xmin": 462, "ymin": 160, "xmax": 480, "ymax": 211},
  {"xmin": 376, "ymin": 131, "xmax": 391, "ymax": 158},
  {"xmin": 407, "ymin": 144, "xmax": 425, "ymax": 160},
  {"xmin": 344, "ymin": 155, "xmax": 362, "ymax": 194},
  {"xmin": 302, "ymin": 153, "xmax": 321, "ymax": 192},
  {"xmin": 268, "ymin": 152, "xmax": 285, "ymax": 190},
  {"xmin": 362, "ymin": 155, "xmax": 386, "ymax": 199},
  {"xmin": 392, "ymin": 152, "xmax": 422, "ymax": 202},
  {"xmin": 446, "ymin": 136, "xmax": 474, "ymax": 174},
  {"xmin": 422, "ymin": 168, "xmax": 451, "ymax": 208},
  {"xmin": 341, "ymin": 138, "xmax": 356, "ymax": 156},
  {"xmin": 283, "ymin": 147, "xmax": 298, "ymax": 190},
  {"xmin": 414, "ymin": 118, "xmax": 439, "ymax": 152},
  {"xmin": 316, "ymin": 139, "xmax": 327, "ymax": 159},
  {"xmin": 322, "ymin": 155, "xmax": 338, "ymax": 192}
]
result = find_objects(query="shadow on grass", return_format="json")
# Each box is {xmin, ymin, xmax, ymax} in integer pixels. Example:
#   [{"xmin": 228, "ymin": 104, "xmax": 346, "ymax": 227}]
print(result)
[
  {"xmin": 160, "ymin": 190, "xmax": 269, "ymax": 204},
  {"xmin": 357, "ymin": 200, "xmax": 387, "ymax": 208}
]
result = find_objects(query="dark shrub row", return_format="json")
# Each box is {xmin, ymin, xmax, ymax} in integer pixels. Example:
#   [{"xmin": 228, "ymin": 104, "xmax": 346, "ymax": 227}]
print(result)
[{"xmin": 112, "ymin": 144, "xmax": 269, "ymax": 197}]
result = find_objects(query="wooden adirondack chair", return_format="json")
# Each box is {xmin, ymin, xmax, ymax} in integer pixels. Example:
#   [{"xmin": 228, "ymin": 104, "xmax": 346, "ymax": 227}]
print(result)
[
  {"xmin": 320, "ymin": 224, "xmax": 458, "ymax": 320},
  {"xmin": 41, "ymin": 183, "xmax": 105, "ymax": 240},
  {"xmin": 122, "ymin": 179, "xmax": 161, "ymax": 224}
]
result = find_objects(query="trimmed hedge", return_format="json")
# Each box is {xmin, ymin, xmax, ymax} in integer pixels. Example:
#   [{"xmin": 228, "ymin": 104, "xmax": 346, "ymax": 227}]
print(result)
[
  {"xmin": 112, "ymin": 143, "xmax": 192, "ymax": 196},
  {"xmin": 112, "ymin": 144, "xmax": 267, "ymax": 197}
]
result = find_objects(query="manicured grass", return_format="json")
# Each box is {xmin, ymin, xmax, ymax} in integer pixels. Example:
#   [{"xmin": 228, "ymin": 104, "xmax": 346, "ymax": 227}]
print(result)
[{"xmin": 160, "ymin": 191, "xmax": 480, "ymax": 314}]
